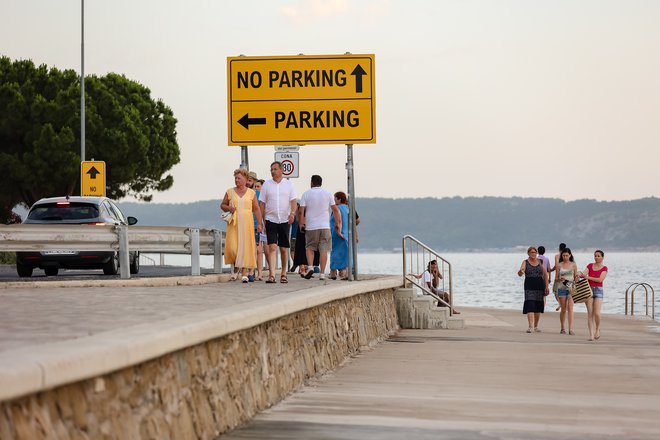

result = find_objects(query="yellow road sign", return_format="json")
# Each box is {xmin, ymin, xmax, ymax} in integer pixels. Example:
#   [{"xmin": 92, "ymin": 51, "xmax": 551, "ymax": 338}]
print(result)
[
  {"xmin": 227, "ymin": 54, "xmax": 376, "ymax": 146},
  {"xmin": 81, "ymin": 161, "xmax": 106, "ymax": 197}
]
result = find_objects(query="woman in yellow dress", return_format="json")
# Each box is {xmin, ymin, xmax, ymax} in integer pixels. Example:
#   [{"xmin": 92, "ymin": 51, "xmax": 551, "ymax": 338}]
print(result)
[{"xmin": 220, "ymin": 168, "xmax": 263, "ymax": 282}]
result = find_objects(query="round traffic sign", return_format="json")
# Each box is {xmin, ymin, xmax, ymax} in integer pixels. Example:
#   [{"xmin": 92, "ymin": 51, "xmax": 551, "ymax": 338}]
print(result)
[{"xmin": 281, "ymin": 160, "xmax": 295, "ymax": 176}]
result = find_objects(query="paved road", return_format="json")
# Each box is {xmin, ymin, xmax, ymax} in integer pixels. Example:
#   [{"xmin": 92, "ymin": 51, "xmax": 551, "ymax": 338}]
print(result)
[{"xmin": 222, "ymin": 307, "xmax": 660, "ymax": 440}]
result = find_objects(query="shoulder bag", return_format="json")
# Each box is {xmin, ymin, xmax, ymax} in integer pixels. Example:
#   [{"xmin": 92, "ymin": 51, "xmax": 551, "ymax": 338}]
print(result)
[
  {"xmin": 222, "ymin": 190, "xmax": 234, "ymax": 223},
  {"xmin": 571, "ymin": 278, "xmax": 592, "ymax": 303},
  {"xmin": 221, "ymin": 210, "xmax": 233, "ymax": 223}
]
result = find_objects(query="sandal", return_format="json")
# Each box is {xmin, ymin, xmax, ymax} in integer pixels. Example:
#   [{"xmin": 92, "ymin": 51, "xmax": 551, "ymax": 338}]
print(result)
[
  {"xmin": 229, "ymin": 274, "xmax": 238, "ymax": 281},
  {"xmin": 280, "ymin": 275, "xmax": 288, "ymax": 284},
  {"xmin": 569, "ymin": 330, "xmax": 575, "ymax": 335},
  {"xmin": 560, "ymin": 329, "xmax": 566, "ymax": 334},
  {"xmin": 265, "ymin": 276, "xmax": 276, "ymax": 284}
]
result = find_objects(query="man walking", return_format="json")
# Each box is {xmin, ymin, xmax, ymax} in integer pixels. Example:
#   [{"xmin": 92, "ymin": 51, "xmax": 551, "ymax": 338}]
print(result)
[
  {"xmin": 298, "ymin": 175, "xmax": 341, "ymax": 280},
  {"xmin": 259, "ymin": 161, "xmax": 297, "ymax": 283}
]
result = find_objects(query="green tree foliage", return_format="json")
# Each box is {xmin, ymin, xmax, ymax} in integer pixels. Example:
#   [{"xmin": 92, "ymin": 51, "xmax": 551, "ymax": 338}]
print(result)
[{"xmin": 0, "ymin": 56, "xmax": 180, "ymax": 215}]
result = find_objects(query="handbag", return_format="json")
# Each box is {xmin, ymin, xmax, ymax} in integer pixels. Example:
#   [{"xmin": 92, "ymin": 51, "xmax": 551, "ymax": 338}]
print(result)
[
  {"xmin": 221, "ymin": 211, "xmax": 233, "ymax": 223},
  {"xmin": 571, "ymin": 278, "xmax": 592, "ymax": 303}
]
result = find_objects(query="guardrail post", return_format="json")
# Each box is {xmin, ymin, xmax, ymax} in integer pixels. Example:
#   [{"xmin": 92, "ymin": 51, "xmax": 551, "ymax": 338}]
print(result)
[
  {"xmin": 213, "ymin": 230, "xmax": 223, "ymax": 274},
  {"xmin": 190, "ymin": 228, "xmax": 200, "ymax": 276},
  {"xmin": 117, "ymin": 225, "xmax": 130, "ymax": 280}
]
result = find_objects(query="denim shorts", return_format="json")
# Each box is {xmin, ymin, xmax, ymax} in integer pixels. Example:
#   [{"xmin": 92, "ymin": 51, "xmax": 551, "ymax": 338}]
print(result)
[
  {"xmin": 557, "ymin": 287, "xmax": 570, "ymax": 298},
  {"xmin": 592, "ymin": 286, "xmax": 604, "ymax": 299}
]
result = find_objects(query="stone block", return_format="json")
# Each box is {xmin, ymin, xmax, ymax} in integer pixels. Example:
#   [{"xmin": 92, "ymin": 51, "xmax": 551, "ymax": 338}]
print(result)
[{"xmin": 447, "ymin": 316, "xmax": 465, "ymax": 330}]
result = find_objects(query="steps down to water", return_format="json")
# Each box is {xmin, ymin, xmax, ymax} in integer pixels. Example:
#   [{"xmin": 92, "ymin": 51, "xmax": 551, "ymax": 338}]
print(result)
[{"xmin": 394, "ymin": 288, "xmax": 464, "ymax": 330}]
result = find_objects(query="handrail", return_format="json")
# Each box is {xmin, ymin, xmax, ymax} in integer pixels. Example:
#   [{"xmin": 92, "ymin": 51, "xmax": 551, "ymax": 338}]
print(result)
[
  {"xmin": 0, "ymin": 224, "xmax": 225, "ymax": 279},
  {"xmin": 402, "ymin": 235, "xmax": 455, "ymax": 315},
  {"xmin": 139, "ymin": 253, "xmax": 157, "ymax": 266},
  {"xmin": 625, "ymin": 282, "xmax": 655, "ymax": 320}
]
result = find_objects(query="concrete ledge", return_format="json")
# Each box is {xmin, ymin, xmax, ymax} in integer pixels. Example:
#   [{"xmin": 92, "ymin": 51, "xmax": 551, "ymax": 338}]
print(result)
[
  {"xmin": 0, "ymin": 273, "xmax": 232, "ymax": 289},
  {"xmin": 0, "ymin": 276, "xmax": 402, "ymax": 402}
]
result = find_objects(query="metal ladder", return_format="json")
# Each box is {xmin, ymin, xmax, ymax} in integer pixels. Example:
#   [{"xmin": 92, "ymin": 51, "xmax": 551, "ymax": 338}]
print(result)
[{"xmin": 625, "ymin": 282, "xmax": 655, "ymax": 320}]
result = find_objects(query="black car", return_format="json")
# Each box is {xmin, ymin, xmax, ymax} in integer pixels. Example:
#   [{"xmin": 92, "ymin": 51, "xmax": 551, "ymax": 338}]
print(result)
[{"xmin": 16, "ymin": 196, "xmax": 139, "ymax": 277}]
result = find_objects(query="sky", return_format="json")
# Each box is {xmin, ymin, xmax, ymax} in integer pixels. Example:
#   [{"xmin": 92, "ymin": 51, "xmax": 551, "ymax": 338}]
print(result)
[{"xmin": 2, "ymin": 0, "xmax": 660, "ymax": 204}]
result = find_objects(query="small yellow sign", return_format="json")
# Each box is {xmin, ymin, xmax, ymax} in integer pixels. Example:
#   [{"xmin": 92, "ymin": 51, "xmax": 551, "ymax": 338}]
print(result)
[
  {"xmin": 227, "ymin": 54, "xmax": 376, "ymax": 146},
  {"xmin": 81, "ymin": 161, "xmax": 106, "ymax": 197}
]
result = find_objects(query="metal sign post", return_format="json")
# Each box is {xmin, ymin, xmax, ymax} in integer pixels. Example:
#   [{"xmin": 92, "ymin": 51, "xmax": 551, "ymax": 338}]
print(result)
[
  {"xmin": 80, "ymin": 0, "xmax": 85, "ymax": 163},
  {"xmin": 241, "ymin": 146, "xmax": 249, "ymax": 169},
  {"xmin": 346, "ymin": 144, "xmax": 358, "ymax": 281}
]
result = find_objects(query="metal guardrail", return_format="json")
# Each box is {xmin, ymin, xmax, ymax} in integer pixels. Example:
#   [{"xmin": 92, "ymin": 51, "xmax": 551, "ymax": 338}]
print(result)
[
  {"xmin": 402, "ymin": 235, "xmax": 455, "ymax": 315},
  {"xmin": 625, "ymin": 282, "xmax": 655, "ymax": 320},
  {"xmin": 0, "ymin": 224, "xmax": 225, "ymax": 279}
]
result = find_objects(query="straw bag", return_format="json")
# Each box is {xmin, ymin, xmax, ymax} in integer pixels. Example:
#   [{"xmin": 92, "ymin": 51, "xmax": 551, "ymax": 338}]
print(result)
[{"xmin": 571, "ymin": 278, "xmax": 592, "ymax": 303}]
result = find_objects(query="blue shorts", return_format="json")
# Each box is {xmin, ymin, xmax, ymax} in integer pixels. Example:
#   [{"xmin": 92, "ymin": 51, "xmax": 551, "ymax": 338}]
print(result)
[
  {"xmin": 557, "ymin": 287, "xmax": 570, "ymax": 298},
  {"xmin": 591, "ymin": 286, "xmax": 604, "ymax": 299}
]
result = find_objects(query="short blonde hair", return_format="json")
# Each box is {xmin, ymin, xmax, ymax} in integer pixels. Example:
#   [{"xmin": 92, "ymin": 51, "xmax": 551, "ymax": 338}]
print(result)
[{"xmin": 233, "ymin": 168, "xmax": 248, "ymax": 179}]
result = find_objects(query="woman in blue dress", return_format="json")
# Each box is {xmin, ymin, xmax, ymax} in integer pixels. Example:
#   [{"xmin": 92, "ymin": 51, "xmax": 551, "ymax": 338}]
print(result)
[{"xmin": 330, "ymin": 191, "xmax": 349, "ymax": 280}]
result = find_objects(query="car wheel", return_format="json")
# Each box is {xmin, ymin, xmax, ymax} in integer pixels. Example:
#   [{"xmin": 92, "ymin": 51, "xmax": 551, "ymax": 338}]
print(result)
[
  {"xmin": 16, "ymin": 263, "xmax": 33, "ymax": 278},
  {"xmin": 44, "ymin": 267, "xmax": 59, "ymax": 277},
  {"xmin": 130, "ymin": 252, "xmax": 140, "ymax": 275},
  {"xmin": 103, "ymin": 252, "xmax": 119, "ymax": 275}
]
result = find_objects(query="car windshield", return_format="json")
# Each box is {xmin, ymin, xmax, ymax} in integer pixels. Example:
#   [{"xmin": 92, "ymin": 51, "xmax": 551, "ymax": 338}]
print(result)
[{"xmin": 28, "ymin": 202, "xmax": 100, "ymax": 221}]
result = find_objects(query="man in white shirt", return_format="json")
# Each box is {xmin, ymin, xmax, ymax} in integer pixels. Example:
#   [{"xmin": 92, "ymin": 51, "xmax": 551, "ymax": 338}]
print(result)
[
  {"xmin": 259, "ymin": 161, "xmax": 297, "ymax": 283},
  {"xmin": 299, "ymin": 175, "xmax": 342, "ymax": 280}
]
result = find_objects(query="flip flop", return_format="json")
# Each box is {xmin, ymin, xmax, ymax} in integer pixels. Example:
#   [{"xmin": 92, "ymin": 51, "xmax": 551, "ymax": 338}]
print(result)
[
  {"xmin": 280, "ymin": 275, "xmax": 288, "ymax": 284},
  {"xmin": 265, "ymin": 276, "xmax": 276, "ymax": 284}
]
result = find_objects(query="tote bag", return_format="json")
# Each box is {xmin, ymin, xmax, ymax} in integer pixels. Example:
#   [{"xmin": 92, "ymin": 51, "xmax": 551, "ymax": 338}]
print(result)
[{"xmin": 571, "ymin": 278, "xmax": 592, "ymax": 303}]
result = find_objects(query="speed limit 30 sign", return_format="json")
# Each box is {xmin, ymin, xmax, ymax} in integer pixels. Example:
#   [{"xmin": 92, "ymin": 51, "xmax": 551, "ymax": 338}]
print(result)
[{"xmin": 274, "ymin": 152, "xmax": 299, "ymax": 178}]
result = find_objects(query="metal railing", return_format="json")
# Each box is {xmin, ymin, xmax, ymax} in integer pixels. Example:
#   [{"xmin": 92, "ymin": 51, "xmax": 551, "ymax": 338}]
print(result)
[
  {"xmin": 402, "ymin": 235, "xmax": 455, "ymax": 315},
  {"xmin": 625, "ymin": 282, "xmax": 655, "ymax": 320},
  {"xmin": 0, "ymin": 224, "xmax": 225, "ymax": 279},
  {"xmin": 139, "ymin": 253, "xmax": 157, "ymax": 266}
]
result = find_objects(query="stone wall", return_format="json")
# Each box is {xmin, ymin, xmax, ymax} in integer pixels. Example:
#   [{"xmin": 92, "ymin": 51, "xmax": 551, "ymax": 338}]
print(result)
[{"xmin": 0, "ymin": 288, "xmax": 398, "ymax": 440}]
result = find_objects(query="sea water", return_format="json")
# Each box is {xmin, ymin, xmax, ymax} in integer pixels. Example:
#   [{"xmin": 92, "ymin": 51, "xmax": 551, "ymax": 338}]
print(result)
[{"xmin": 144, "ymin": 252, "xmax": 659, "ymax": 317}]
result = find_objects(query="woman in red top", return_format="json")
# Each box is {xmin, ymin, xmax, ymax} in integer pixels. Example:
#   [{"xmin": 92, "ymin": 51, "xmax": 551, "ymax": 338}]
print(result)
[{"xmin": 579, "ymin": 250, "xmax": 608, "ymax": 341}]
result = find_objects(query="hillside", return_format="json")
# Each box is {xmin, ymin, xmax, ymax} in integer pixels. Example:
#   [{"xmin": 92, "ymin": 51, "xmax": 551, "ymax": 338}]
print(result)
[{"xmin": 114, "ymin": 197, "xmax": 660, "ymax": 252}]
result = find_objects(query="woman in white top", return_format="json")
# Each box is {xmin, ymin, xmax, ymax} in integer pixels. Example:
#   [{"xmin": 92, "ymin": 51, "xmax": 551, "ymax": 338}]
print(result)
[{"xmin": 556, "ymin": 247, "xmax": 578, "ymax": 335}]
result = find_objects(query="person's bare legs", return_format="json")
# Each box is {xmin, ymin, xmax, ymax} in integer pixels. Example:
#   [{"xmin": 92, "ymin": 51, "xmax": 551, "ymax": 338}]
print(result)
[
  {"xmin": 593, "ymin": 298, "xmax": 603, "ymax": 339},
  {"xmin": 534, "ymin": 312, "xmax": 541, "ymax": 330},
  {"xmin": 319, "ymin": 251, "xmax": 328, "ymax": 274},
  {"xmin": 256, "ymin": 241, "xmax": 263, "ymax": 279},
  {"xmin": 585, "ymin": 298, "xmax": 594, "ymax": 340},
  {"xmin": 267, "ymin": 243, "xmax": 278, "ymax": 279},
  {"xmin": 559, "ymin": 296, "xmax": 567, "ymax": 332},
  {"xmin": 567, "ymin": 296, "xmax": 575, "ymax": 334},
  {"xmin": 527, "ymin": 313, "xmax": 534, "ymax": 332},
  {"xmin": 279, "ymin": 247, "xmax": 288, "ymax": 279}
]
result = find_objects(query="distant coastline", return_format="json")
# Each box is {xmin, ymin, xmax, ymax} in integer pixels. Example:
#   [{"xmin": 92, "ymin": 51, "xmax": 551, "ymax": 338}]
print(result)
[{"xmin": 12, "ymin": 196, "xmax": 660, "ymax": 252}]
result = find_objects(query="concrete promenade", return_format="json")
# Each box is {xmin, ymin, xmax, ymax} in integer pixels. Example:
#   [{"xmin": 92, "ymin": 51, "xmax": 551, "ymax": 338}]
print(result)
[
  {"xmin": 0, "ymin": 272, "xmax": 398, "ymax": 400},
  {"xmin": 224, "ymin": 307, "xmax": 660, "ymax": 440},
  {"xmin": 0, "ymin": 272, "xmax": 386, "ymax": 352}
]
